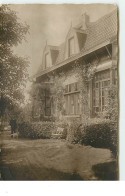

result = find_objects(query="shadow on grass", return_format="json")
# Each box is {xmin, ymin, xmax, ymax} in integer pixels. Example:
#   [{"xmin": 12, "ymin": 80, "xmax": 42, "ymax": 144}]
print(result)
[
  {"xmin": 92, "ymin": 161, "xmax": 118, "ymax": 181},
  {"xmin": 0, "ymin": 163, "xmax": 84, "ymax": 181}
]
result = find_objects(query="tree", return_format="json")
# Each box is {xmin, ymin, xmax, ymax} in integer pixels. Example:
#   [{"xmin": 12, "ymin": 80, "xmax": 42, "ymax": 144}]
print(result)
[{"xmin": 0, "ymin": 5, "xmax": 29, "ymax": 120}]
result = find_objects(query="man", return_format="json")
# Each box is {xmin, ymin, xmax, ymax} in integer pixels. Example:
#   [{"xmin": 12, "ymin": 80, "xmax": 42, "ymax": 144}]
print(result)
[{"xmin": 10, "ymin": 118, "xmax": 17, "ymax": 138}]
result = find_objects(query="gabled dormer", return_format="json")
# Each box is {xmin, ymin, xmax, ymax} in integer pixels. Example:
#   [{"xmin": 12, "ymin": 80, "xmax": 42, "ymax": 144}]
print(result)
[
  {"xmin": 42, "ymin": 44, "xmax": 59, "ymax": 69},
  {"xmin": 75, "ymin": 12, "xmax": 90, "ymax": 30},
  {"xmin": 64, "ymin": 25, "xmax": 87, "ymax": 60}
]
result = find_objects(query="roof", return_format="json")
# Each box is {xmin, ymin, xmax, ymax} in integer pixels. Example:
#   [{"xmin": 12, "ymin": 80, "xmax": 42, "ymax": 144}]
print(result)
[
  {"xmin": 35, "ymin": 8, "xmax": 117, "ymax": 79},
  {"xmin": 83, "ymin": 8, "xmax": 117, "ymax": 52},
  {"xmin": 56, "ymin": 42, "xmax": 65, "ymax": 64}
]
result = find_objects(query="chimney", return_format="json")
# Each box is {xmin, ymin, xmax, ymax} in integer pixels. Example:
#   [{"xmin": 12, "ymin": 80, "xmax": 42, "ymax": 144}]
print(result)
[{"xmin": 81, "ymin": 12, "xmax": 90, "ymax": 30}]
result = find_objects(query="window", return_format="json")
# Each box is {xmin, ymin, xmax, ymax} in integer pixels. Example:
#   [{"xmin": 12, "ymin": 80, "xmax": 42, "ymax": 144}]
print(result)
[
  {"xmin": 45, "ymin": 53, "xmax": 50, "ymax": 68},
  {"xmin": 64, "ymin": 82, "xmax": 80, "ymax": 115},
  {"xmin": 92, "ymin": 69, "xmax": 110, "ymax": 115},
  {"xmin": 68, "ymin": 37, "xmax": 75, "ymax": 57},
  {"xmin": 44, "ymin": 89, "xmax": 51, "ymax": 116}
]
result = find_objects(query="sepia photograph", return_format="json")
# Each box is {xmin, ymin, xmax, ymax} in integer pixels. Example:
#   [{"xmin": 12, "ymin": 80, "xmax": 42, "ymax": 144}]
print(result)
[{"xmin": 0, "ymin": 3, "xmax": 119, "ymax": 181}]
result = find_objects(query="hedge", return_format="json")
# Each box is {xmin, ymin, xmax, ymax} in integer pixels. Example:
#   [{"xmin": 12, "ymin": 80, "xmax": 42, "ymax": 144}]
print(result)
[
  {"xmin": 66, "ymin": 118, "xmax": 118, "ymax": 155},
  {"xmin": 18, "ymin": 122, "xmax": 55, "ymax": 139},
  {"xmin": 18, "ymin": 121, "xmax": 68, "ymax": 139},
  {"xmin": 18, "ymin": 119, "xmax": 118, "ymax": 155}
]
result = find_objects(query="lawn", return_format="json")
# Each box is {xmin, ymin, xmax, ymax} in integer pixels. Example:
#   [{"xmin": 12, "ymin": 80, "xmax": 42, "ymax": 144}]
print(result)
[{"xmin": 0, "ymin": 131, "xmax": 118, "ymax": 180}]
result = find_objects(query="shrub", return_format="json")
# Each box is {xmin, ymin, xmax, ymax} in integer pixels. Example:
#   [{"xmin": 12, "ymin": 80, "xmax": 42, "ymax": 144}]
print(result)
[
  {"xmin": 82, "ymin": 121, "xmax": 112, "ymax": 148},
  {"xmin": 18, "ymin": 121, "xmax": 56, "ymax": 139},
  {"xmin": 66, "ymin": 119, "xmax": 82, "ymax": 143},
  {"xmin": 18, "ymin": 121, "xmax": 68, "ymax": 140},
  {"xmin": 66, "ymin": 118, "xmax": 118, "ymax": 155},
  {"xmin": 82, "ymin": 120, "xmax": 118, "ymax": 156},
  {"xmin": 92, "ymin": 161, "xmax": 118, "ymax": 180},
  {"xmin": 18, "ymin": 122, "xmax": 34, "ymax": 138}
]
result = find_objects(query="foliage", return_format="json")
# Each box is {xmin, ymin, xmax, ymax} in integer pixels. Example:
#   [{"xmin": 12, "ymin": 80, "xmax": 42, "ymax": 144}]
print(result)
[
  {"xmin": 0, "ymin": 5, "xmax": 29, "ymax": 118},
  {"xmin": 31, "ymin": 72, "xmax": 66, "ymax": 121},
  {"xmin": 66, "ymin": 118, "xmax": 117, "ymax": 155},
  {"xmin": 66, "ymin": 119, "xmax": 82, "ymax": 143},
  {"xmin": 0, "ymin": 94, "xmax": 24, "ymax": 125},
  {"xmin": 51, "ymin": 73, "xmax": 65, "ymax": 113},
  {"xmin": 92, "ymin": 161, "xmax": 118, "ymax": 180},
  {"xmin": 18, "ymin": 121, "xmax": 56, "ymax": 139},
  {"xmin": 107, "ymin": 85, "xmax": 118, "ymax": 123},
  {"xmin": 18, "ymin": 120, "xmax": 68, "ymax": 139}
]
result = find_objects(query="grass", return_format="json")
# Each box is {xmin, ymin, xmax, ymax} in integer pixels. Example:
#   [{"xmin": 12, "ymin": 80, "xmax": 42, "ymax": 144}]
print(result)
[{"xmin": 0, "ymin": 131, "xmax": 118, "ymax": 180}]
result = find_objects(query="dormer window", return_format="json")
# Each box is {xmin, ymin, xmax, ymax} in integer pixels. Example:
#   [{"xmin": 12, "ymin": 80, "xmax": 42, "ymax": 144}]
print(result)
[
  {"xmin": 68, "ymin": 37, "xmax": 75, "ymax": 57},
  {"xmin": 45, "ymin": 53, "xmax": 50, "ymax": 68}
]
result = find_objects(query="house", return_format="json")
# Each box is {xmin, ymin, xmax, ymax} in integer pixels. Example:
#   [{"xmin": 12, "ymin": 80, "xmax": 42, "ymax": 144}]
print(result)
[{"xmin": 32, "ymin": 8, "xmax": 118, "ymax": 123}]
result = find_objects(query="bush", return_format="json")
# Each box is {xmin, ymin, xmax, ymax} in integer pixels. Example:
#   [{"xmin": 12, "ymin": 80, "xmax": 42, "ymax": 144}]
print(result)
[
  {"xmin": 18, "ymin": 121, "xmax": 68, "ymax": 139},
  {"xmin": 66, "ymin": 119, "xmax": 82, "ymax": 143},
  {"xmin": 66, "ymin": 118, "xmax": 118, "ymax": 155},
  {"xmin": 82, "ymin": 121, "xmax": 114, "ymax": 148},
  {"xmin": 18, "ymin": 121, "xmax": 56, "ymax": 139}
]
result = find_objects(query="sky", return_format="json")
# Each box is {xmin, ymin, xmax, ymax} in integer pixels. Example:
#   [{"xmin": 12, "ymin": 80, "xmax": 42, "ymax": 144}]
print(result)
[{"xmin": 10, "ymin": 4, "xmax": 116, "ymax": 76}]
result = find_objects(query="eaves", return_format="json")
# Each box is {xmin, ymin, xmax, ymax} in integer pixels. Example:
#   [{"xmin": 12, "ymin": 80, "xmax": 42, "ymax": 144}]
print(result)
[{"xmin": 34, "ymin": 40, "xmax": 112, "ymax": 79}]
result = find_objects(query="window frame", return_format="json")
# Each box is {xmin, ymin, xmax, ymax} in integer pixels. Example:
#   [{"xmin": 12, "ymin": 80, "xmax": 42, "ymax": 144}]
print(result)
[
  {"xmin": 64, "ymin": 82, "xmax": 80, "ymax": 116},
  {"xmin": 92, "ymin": 69, "xmax": 110, "ymax": 116},
  {"xmin": 44, "ymin": 89, "xmax": 51, "ymax": 116}
]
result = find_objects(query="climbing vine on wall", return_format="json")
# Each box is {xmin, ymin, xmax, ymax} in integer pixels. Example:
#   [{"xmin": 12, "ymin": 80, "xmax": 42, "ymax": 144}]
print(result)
[
  {"xmin": 31, "ymin": 57, "xmax": 118, "ymax": 127},
  {"xmin": 46, "ymin": 71, "xmax": 66, "ymax": 119},
  {"xmin": 71, "ymin": 59, "xmax": 97, "ymax": 123}
]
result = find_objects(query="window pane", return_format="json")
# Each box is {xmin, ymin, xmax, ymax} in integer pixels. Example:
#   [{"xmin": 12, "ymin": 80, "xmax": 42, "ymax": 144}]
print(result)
[
  {"xmin": 104, "ymin": 89, "xmax": 109, "ymax": 105},
  {"xmin": 76, "ymin": 93, "xmax": 80, "ymax": 114},
  {"xmin": 93, "ymin": 70, "xmax": 110, "ymax": 115},
  {"xmin": 45, "ymin": 53, "xmax": 50, "ymax": 68},
  {"xmin": 95, "ymin": 89, "xmax": 99, "ymax": 106},
  {"xmin": 65, "ymin": 85, "xmax": 68, "ymax": 93},
  {"xmin": 64, "ymin": 93, "xmax": 80, "ymax": 115},
  {"xmin": 96, "ymin": 82, "xmax": 99, "ymax": 88},
  {"xmin": 64, "ymin": 83, "xmax": 80, "ymax": 115},
  {"xmin": 45, "ymin": 89, "xmax": 51, "ymax": 116},
  {"xmin": 69, "ymin": 37, "xmax": 74, "ymax": 56},
  {"xmin": 70, "ymin": 94, "xmax": 74, "ymax": 114},
  {"xmin": 69, "ymin": 84, "xmax": 71, "ymax": 92},
  {"xmin": 65, "ymin": 95, "xmax": 68, "ymax": 114},
  {"xmin": 75, "ymin": 82, "xmax": 78, "ymax": 91}
]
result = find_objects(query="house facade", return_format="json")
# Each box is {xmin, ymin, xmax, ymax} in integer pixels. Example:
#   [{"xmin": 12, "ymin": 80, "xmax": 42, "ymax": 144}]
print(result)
[{"xmin": 32, "ymin": 9, "xmax": 118, "ymax": 123}]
